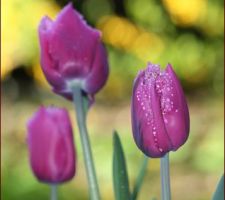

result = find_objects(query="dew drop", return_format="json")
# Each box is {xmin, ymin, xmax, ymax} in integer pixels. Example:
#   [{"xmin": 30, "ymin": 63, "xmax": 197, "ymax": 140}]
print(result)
[{"xmin": 159, "ymin": 148, "xmax": 163, "ymax": 152}]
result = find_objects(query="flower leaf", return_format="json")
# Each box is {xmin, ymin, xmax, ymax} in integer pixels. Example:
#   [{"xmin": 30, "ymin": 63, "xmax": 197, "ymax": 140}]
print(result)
[
  {"xmin": 113, "ymin": 131, "xmax": 131, "ymax": 200},
  {"xmin": 131, "ymin": 155, "xmax": 149, "ymax": 200},
  {"xmin": 212, "ymin": 174, "xmax": 224, "ymax": 200}
]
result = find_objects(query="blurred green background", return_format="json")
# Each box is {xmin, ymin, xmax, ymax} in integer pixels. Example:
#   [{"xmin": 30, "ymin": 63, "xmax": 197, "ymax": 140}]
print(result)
[{"xmin": 1, "ymin": 0, "xmax": 224, "ymax": 199}]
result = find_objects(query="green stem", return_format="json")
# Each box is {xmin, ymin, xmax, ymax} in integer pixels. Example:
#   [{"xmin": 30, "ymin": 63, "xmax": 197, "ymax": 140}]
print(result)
[
  {"xmin": 160, "ymin": 153, "xmax": 171, "ymax": 200},
  {"xmin": 51, "ymin": 184, "xmax": 57, "ymax": 200},
  {"xmin": 72, "ymin": 86, "xmax": 100, "ymax": 200},
  {"xmin": 131, "ymin": 155, "xmax": 149, "ymax": 200}
]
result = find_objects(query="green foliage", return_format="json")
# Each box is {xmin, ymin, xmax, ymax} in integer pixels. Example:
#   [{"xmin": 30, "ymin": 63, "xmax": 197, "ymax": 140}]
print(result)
[
  {"xmin": 212, "ymin": 174, "xmax": 224, "ymax": 200},
  {"xmin": 131, "ymin": 156, "xmax": 149, "ymax": 200},
  {"xmin": 113, "ymin": 131, "xmax": 131, "ymax": 200}
]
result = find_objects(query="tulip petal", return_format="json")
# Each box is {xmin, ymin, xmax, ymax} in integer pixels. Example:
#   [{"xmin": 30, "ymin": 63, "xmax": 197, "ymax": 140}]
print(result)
[
  {"xmin": 131, "ymin": 70, "xmax": 145, "ymax": 148},
  {"xmin": 38, "ymin": 17, "xmax": 65, "ymax": 89},
  {"xmin": 163, "ymin": 64, "xmax": 189, "ymax": 149},
  {"xmin": 47, "ymin": 3, "xmax": 101, "ymax": 79},
  {"xmin": 51, "ymin": 109, "xmax": 76, "ymax": 181},
  {"xmin": 84, "ymin": 43, "xmax": 109, "ymax": 94}
]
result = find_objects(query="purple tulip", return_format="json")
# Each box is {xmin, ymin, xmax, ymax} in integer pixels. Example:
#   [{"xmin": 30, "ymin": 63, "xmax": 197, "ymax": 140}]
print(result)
[
  {"xmin": 38, "ymin": 3, "xmax": 109, "ymax": 100},
  {"xmin": 131, "ymin": 62, "xmax": 190, "ymax": 158},
  {"xmin": 27, "ymin": 106, "xmax": 76, "ymax": 183}
]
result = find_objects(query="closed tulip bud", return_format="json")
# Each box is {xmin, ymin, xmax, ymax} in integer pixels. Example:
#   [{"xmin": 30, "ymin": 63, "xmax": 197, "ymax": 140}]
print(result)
[
  {"xmin": 38, "ymin": 3, "xmax": 109, "ymax": 100},
  {"xmin": 131, "ymin": 63, "xmax": 190, "ymax": 158},
  {"xmin": 27, "ymin": 106, "xmax": 76, "ymax": 183}
]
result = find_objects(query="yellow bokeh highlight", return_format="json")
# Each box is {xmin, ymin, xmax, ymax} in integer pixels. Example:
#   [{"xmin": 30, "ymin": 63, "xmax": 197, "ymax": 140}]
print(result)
[
  {"xmin": 97, "ymin": 15, "xmax": 164, "ymax": 61},
  {"xmin": 163, "ymin": 0, "xmax": 206, "ymax": 26},
  {"xmin": 130, "ymin": 32, "xmax": 164, "ymax": 61},
  {"xmin": 1, "ymin": 0, "xmax": 60, "ymax": 80},
  {"xmin": 98, "ymin": 16, "xmax": 139, "ymax": 49}
]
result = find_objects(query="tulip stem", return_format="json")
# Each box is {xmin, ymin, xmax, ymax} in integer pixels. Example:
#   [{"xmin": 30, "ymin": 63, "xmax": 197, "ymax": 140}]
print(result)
[
  {"xmin": 50, "ymin": 184, "xmax": 57, "ymax": 200},
  {"xmin": 160, "ymin": 153, "xmax": 171, "ymax": 200},
  {"xmin": 72, "ymin": 86, "xmax": 100, "ymax": 200}
]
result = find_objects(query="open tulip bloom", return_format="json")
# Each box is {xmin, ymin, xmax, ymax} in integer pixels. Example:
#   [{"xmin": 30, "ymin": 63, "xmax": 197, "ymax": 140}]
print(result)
[
  {"xmin": 26, "ymin": 2, "xmax": 224, "ymax": 200},
  {"xmin": 38, "ymin": 3, "xmax": 109, "ymax": 102}
]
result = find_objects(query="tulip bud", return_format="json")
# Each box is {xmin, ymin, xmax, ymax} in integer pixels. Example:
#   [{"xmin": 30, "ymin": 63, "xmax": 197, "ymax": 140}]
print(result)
[
  {"xmin": 38, "ymin": 3, "xmax": 109, "ymax": 100},
  {"xmin": 27, "ymin": 106, "xmax": 76, "ymax": 183},
  {"xmin": 131, "ymin": 62, "xmax": 190, "ymax": 158}
]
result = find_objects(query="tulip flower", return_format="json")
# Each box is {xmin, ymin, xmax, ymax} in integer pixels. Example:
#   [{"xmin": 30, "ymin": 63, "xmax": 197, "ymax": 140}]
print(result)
[
  {"xmin": 131, "ymin": 62, "xmax": 190, "ymax": 158},
  {"xmin": 38, "ymin": 3, "xmax": 109, "ymax": 101},
  {"xmin": 27, "ymin": 106, "xmax": 76, "ymax": 183}
]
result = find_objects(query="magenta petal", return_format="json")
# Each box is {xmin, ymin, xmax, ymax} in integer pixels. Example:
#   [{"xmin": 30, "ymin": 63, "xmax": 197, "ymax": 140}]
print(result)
[
  {"xmin": 131, "ymin": 71, "xmax": 145, "ymax": 149},
  {"xmin": 27, "ymin": 106, "xmax": 76, "ymax": 183},
  {"xmin": 84, "ymin": 44, "xmax": 109, "ymax": 94},
  {"xmin": 131, "ymin": 62, "xmax": 190, "ymax": 158},
  {"xmin": 47, "ymin": 3, "xmax": 101, "ymax": 78},
  {"xmin": 147, "ymin": 81, "xmax": 173, "ymax": 156},
  {"xmin": 164, "ymin": 64, "xmax": 190, "ymax": 149},
  {"xmin": 38, "ymin": 17, "xmax": 65, "ymax": 89}
]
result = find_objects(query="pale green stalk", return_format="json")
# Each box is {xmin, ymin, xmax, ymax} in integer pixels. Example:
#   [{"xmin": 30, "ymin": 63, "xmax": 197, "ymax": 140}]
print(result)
[
  {"xmin": 160, "ymin": 153, "xmax": 171, "ymax": 200},
  {"xmin": 51, "ymin": 184, "xmax": 57, "ymax": 200},
  {"xmin": 72, "ymin": 86, "xmax": 100, "ymax": 200}
]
